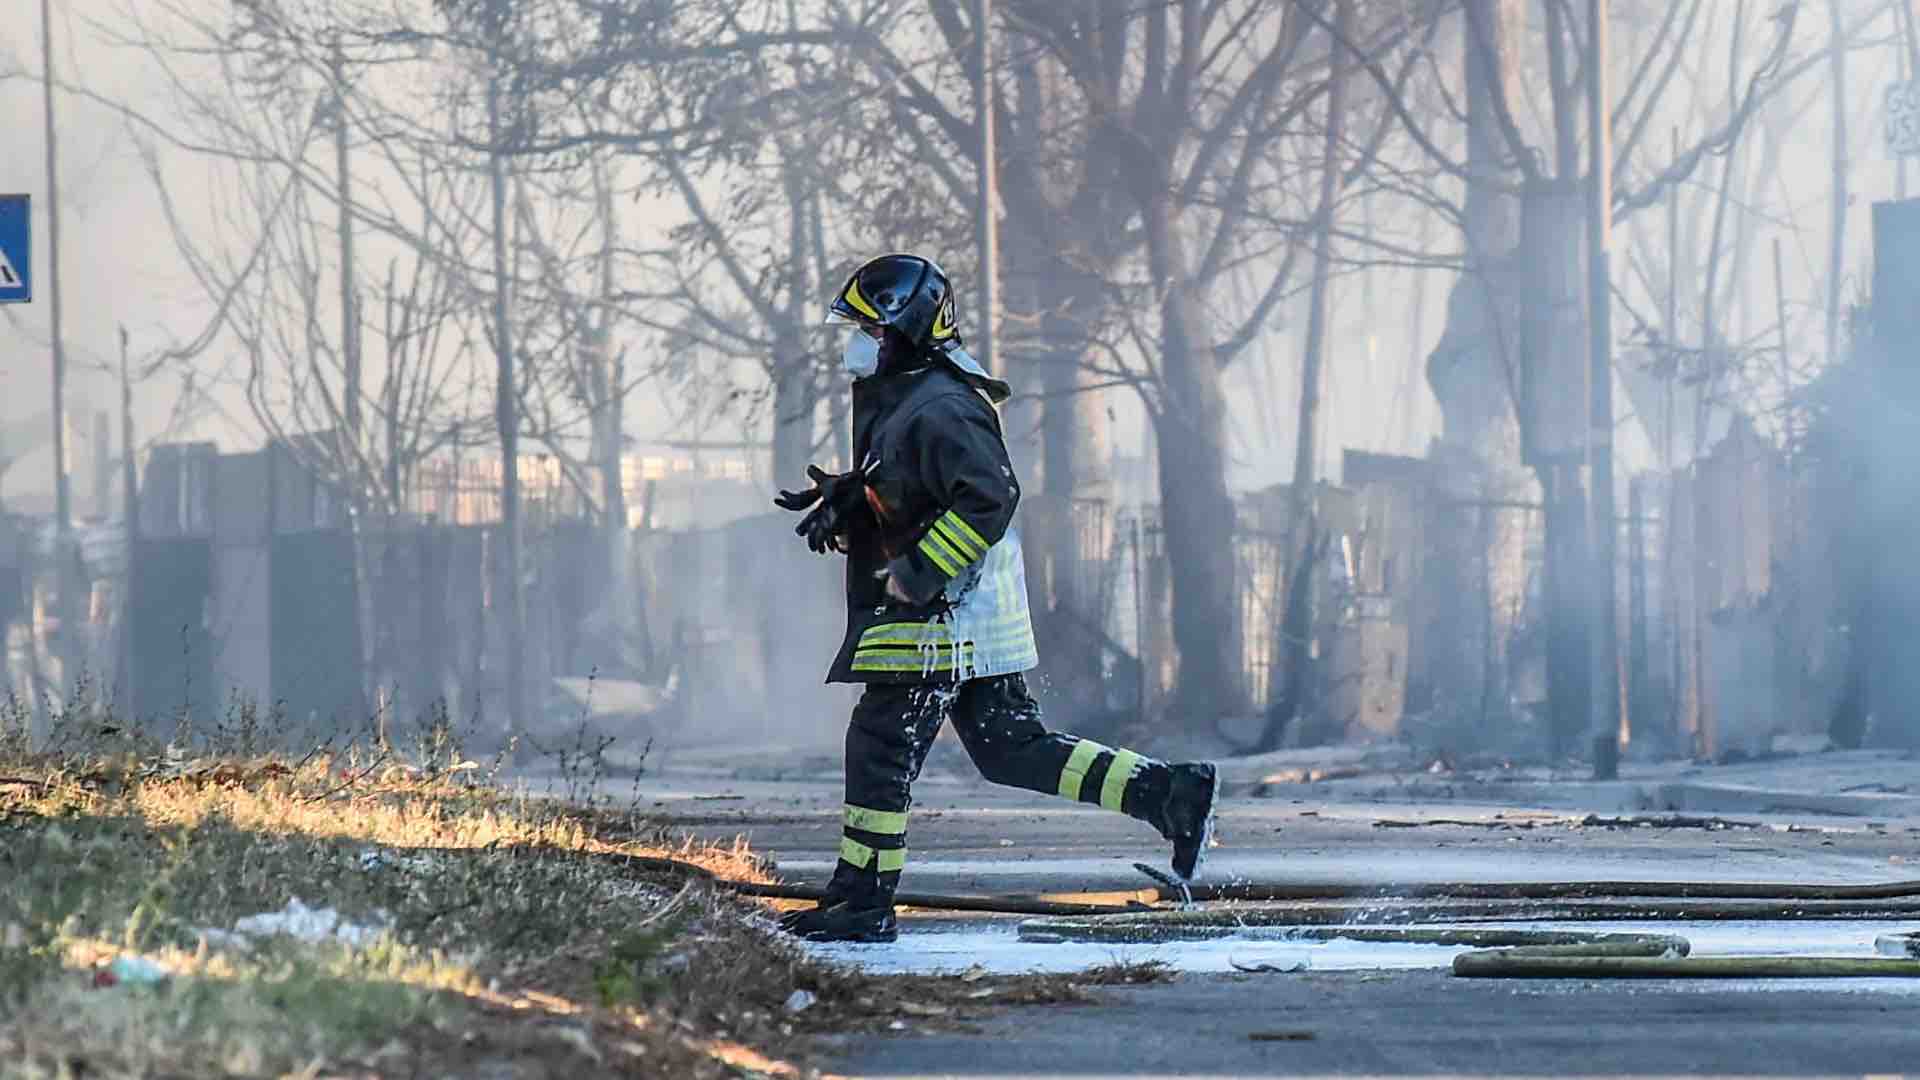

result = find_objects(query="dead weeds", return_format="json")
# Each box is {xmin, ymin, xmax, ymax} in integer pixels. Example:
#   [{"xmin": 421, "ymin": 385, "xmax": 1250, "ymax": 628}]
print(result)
[{"xmin": 1, "ymin": 707, "xmax": 1164, "ymax": 1079}]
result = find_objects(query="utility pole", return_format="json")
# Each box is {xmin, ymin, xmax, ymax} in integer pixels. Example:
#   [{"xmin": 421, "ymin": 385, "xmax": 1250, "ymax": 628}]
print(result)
[
  {"xmin": 119, "ymin": 326, "xmax": 137, "ymax": 717},
  {"xmin": 332, "ymin": 39, "xmax": 360, "ymax": 454},
  {"xmin": 486, "ymin": 58, "xmax": 526, "ymax": 759},
  {"xmin": 974, "ymin": 0, "xmax": 998, "ymax": 371},
  {"xmin": 1825, "ymin": 0, "xmax": 1847, "ymax": 371},
  {"xmin": 41, "ymin": 0, "xmax": 73, "ymax": 704},
  {"xmin": 1587, "ymin": 0, "xmax": 1622, "ymax": 779}
]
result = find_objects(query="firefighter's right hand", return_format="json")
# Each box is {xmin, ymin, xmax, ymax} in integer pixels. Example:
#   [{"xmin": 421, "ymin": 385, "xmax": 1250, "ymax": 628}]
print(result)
[
  {"xmin": 774, "ymin": 465, "xmax": 837, "ymax": 512},
  {"xmin": 777, "ymin": 464, "xmax": 866, "ymax": 513},
  {"xmin": 778, "ymin": 464, "xmax": 866, "ymax": 554}
]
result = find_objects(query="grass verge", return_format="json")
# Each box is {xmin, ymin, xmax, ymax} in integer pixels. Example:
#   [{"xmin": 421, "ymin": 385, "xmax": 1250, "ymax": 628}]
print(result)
[{"xmin": 0, "ymin": 703, "xmax": 1171, "ymax": 1078}]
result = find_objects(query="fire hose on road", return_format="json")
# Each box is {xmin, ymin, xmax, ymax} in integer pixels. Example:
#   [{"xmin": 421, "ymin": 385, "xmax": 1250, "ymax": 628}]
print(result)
[{"xmin": 616, "ymin": 853, "xmax": 1920, "ymax": 977}]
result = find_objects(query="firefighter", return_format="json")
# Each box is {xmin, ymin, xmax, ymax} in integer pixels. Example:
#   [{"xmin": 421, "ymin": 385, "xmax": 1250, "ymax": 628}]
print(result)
[{"xmin": 773, "ymin": 253, "xmax": 1217, "ymax": 944}]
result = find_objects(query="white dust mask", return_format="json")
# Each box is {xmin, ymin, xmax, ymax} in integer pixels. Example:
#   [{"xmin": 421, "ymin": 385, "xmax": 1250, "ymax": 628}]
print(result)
[{"xmin": 842, "ymin": 331, "xmax": 881, "ymax": 379}]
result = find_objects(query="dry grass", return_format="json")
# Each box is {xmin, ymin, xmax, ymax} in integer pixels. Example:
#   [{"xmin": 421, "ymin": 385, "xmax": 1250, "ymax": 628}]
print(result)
[
  {"xmin": 0, "ymin": 741, "xmax": 825, "ymax": 1079},
  {"xmin": 0, "ymin": 695, "xmax": 1174, "ymax": 1079}
]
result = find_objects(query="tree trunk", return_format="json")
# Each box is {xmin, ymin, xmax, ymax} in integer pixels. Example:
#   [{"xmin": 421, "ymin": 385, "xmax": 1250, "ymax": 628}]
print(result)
[
  {"xmin": 1421, "ymin": 0, "xmax": 1529, "ymax": 730},
  {"xmin": 1146, "ymin": 191, "xmax": 1243, "ymax": 726},
  {"xmin": 1028, "ymin": 255, "xmax": 1112, "ymax": 719},
  {"xmin": 770, "ymin": 345, "xmax": 813, "ymax": 492},
  {"xmin": 1267, "ymin": 0, "xmax": 1352, "ymax": 753},
  {"xmin": 592, "ymin": 165, "xmax": 625, "ymax": 568},
  {"xmin": 1542, "ymin": 463, "xmax": 1591, "ymax": 756}
]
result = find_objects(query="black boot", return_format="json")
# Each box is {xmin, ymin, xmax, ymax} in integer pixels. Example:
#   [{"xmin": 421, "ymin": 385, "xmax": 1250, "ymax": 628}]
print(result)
[
  {"xmin": 777, "ymin": 900, "xmax": 899, "ymax": 943},
  {"xmin": 1160, "ymin": 762, "xmax": 1218, "ymax": 881},
  {"xmin": 779, "ymin": 859, "xmax": 900, "ymax": 943}
]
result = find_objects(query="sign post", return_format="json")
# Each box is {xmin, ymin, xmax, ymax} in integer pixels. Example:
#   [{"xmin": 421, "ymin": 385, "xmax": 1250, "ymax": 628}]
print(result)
[{"xmin": 0, "ymin": 194, "xmax": 29, "ymax": 303}]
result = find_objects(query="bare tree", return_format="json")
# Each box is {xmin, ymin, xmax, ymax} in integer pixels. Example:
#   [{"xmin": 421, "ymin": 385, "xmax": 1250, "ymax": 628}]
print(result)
[
  {"xmin": 1331, "ymin": 0, "xmax": 1819, "ymax": 751},
  {"xmin": 833, "ymin": 1, "xmax": 1425, "ymax": 728}
]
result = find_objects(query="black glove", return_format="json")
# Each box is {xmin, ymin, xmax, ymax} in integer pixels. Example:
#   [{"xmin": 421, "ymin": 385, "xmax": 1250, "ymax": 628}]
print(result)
[
  {"xmin": 774, "ymin": 465, "xmax": 834, "ymax": 512},
  {"xmin": 775, "ymin": 465, "xmax": 866, "ymax": 554}
]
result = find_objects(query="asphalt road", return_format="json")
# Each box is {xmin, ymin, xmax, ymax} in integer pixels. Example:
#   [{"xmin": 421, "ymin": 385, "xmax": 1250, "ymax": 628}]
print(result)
[
  {"xmin": 616, "ymin": 769, "xmax": 1920, "ymax": 1078},
  {"xmin": 821, "ymin": 969, "xmax": 1920, "ymax": 1078},
  {"xmin": 634, "ymin": 772, "xmax": 1920, "ymax": 896}
]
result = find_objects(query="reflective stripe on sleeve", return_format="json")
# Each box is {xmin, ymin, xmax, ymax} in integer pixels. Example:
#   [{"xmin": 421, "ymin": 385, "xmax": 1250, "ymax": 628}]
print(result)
[
  {"xmin": 937, "ymin": 511, "xmax": 990, "ymax": 558},
  {"xmin": 918, "ymin": 531, "xmax": 965, "ymax": 577}
]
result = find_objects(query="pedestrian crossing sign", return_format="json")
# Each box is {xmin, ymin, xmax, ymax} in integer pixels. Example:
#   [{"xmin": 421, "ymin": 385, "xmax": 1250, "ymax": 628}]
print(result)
[{"xmin": 0, "ymin": 194, "xmax": 29, "ymax": 303}]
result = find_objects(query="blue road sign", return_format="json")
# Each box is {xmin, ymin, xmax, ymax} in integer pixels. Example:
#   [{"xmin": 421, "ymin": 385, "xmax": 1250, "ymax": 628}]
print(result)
[{"xmin": 0, "ymin": 194, "xmax": 29, "ymax": 303}]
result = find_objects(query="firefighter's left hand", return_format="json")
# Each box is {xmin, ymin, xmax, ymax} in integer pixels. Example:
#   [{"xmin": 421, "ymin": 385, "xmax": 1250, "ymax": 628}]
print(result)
[
  {"xmin": 884, "ymin": 573, "xmax": 912, "ymax": 604},
  {"xmin": 797, "ymin": 504, "xmax": 845, "ymax": 554}
]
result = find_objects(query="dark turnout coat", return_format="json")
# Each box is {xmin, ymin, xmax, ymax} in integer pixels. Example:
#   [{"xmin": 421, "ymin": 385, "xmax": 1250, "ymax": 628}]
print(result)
[{"xmin": 826, "ymin": 357, "xmax": 1038, "ymax": 684}]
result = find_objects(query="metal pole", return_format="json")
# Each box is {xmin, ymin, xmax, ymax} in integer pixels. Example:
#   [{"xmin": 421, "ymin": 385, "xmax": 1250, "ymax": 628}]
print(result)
[
  {"xmin": 332, "ymin": 40, "xmax": 360, "ymax": 456},
  {"xmin": 974, "ymin": 0, "xmax": 998, "ymax": 371},
  {"xmin": 41, "ymin": 0, "xmax": 72, "ymax": 713},
  {"xmin": 119, "ymin": 326, "xmax": 137, "ymax": 717},
  {"xmin": 487, "ymin": 62, "xmax": 526, "ymax": 757},
  {"xmin": 1588, "ymin": 0, "xmax": 1622, "ymax": 779},
  {"xmin": 1133, "ymin": 517, "xmax": 1147, "ymax": 728}
]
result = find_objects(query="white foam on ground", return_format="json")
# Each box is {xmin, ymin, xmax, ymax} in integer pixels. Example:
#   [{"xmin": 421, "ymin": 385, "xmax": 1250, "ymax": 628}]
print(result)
[
  {"xmin": 808, "ymin": 927, "xmax": 1467, "ymax": 975},
  {"xmin": 805, "ymin": 918, "xmax": 1920, "ymax": 989}
]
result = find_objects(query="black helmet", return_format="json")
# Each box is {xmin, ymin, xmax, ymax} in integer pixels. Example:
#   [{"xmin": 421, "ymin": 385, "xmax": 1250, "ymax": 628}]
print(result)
[{"xmin": 827, "ymin": 253, "xmax": 961, "ymax": 351}]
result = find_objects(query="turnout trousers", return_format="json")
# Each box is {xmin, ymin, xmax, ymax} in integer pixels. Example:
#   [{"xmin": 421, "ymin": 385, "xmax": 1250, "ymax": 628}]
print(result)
[{"xmin": 827, "ymin": 672, "xmax": 1173, "ymax": 906}]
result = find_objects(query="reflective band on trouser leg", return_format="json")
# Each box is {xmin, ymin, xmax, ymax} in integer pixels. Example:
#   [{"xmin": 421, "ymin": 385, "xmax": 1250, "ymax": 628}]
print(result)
[
  {"xmin": 845, "ymin": 804, "xmax": 909, "ymax": 835},
  {"xmin": 1100, "ymin": 749, "xmax": 1142, "ymax": 812},
  {"xmin": 1056, "ymin": 739, "xmax": 1107, "ymax": 801},
  {"xmin": 840, "ymin": 835, "xmax": 907, "ymax": 873}
]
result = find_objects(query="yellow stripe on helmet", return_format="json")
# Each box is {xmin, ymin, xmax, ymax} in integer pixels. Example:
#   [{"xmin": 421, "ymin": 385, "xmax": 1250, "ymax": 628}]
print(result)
[{"xmin": 845, "ymin": 278, "xmax": 882, "ymax": 321}]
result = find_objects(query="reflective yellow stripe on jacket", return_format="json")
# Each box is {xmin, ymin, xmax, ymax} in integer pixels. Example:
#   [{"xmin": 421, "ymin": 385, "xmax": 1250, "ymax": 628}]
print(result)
[{"xmin": 851, "ymin": 617, "xmax": 1033, "ymax": 674}]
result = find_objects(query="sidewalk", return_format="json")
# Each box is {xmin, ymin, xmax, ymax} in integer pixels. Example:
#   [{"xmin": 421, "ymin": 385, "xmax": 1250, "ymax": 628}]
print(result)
[
  {"xmin": 1221, "ymin": 745, "xmax": 1920, "ymax": 819},
  {"xmin": 585, "ymin": 731, "xmax": 1920, "ymax": 820}
]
